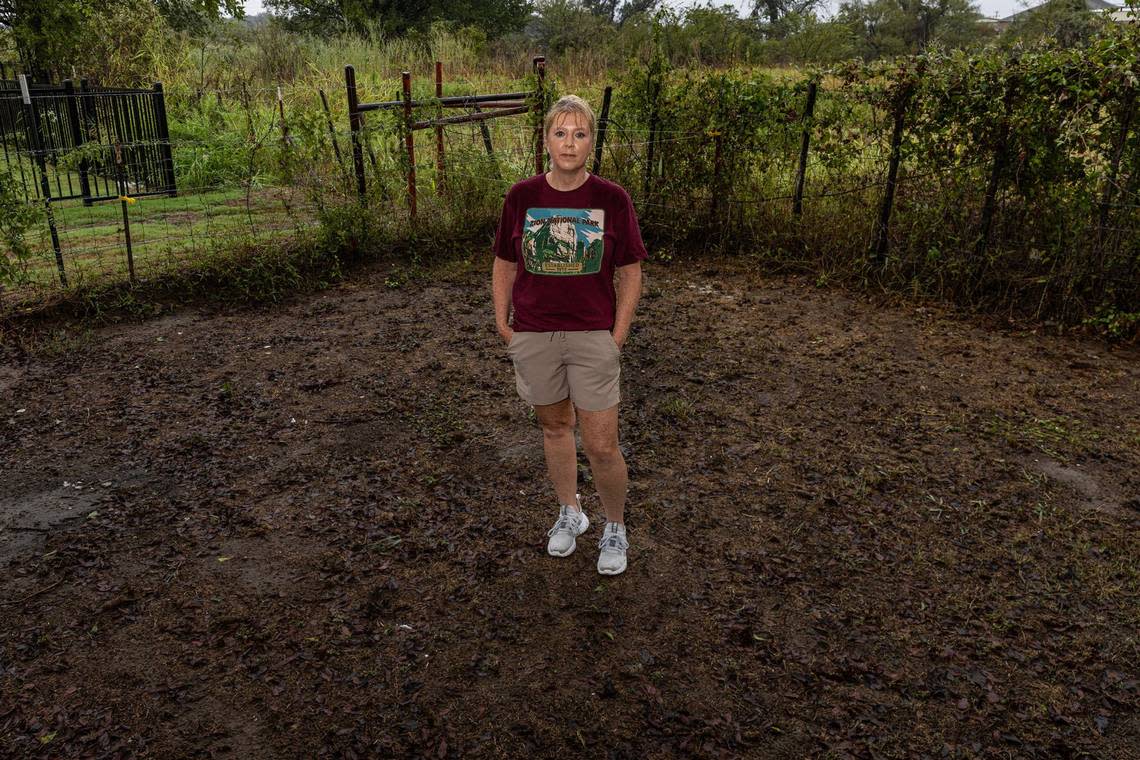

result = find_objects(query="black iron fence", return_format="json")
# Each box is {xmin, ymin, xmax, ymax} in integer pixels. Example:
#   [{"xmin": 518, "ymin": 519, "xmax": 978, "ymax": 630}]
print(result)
[{"xmin": 0, "ymin": 78, "xmax": 176, "ymax": 205}]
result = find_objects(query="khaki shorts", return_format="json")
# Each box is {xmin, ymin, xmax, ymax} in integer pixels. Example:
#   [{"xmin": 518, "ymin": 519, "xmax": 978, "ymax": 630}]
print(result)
[{"xmin": 507, "ymin": 330, "xmax": 621, "ymax": 411}]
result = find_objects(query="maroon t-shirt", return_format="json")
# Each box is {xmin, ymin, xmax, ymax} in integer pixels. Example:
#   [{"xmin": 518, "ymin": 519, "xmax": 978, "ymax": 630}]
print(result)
[{"xmin": 493, "ymin": 173, "xmax": 648, "ymax": 332}]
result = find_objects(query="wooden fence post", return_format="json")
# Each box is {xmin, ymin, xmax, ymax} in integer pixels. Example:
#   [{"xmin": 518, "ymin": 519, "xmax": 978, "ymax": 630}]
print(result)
[
  {"xmin": 592, "ymin": 85, "xmax": 612, "ymax": 175},
  {"xmin": 793, "ymin": 80, "xmax": 818, "ymax": 218},
  {"xmin": 276, "ymin": 85, "xmax": 290, "ymax": 144},
  {"xmin": 872, "ymin": 82, "xmax": 913, "ymax": 266},
  {"xmin": 403, "ymin": 70, "xmax": 417, "ymax": 220},
  {"xmin": 344, "ymin": 65, "xmax": 366, "ymax": 200}
]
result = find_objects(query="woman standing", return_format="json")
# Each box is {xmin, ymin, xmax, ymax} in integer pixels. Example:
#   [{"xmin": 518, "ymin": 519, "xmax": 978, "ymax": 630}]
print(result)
[{"xmin": 492, "ymin": 95, "xmax": 647, "ymax": 576}]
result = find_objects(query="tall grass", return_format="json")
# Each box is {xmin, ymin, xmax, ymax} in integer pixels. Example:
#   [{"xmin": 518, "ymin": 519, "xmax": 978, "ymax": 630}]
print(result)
[{"xmin": 8, "ymin": 20, "xmax": 1139, "ymax": 340}]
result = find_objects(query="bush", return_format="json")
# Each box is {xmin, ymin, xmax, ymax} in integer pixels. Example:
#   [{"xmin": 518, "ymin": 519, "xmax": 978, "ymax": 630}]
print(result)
[{"xmin": 0, "ymin": 171, "xmax": 41, "ymax": 288}]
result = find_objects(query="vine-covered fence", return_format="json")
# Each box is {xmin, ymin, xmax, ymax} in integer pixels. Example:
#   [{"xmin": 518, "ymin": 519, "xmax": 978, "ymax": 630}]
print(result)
[
  {"xmin": 3, "ymin": 34, "xmax": 1139, "ymax": 335},
  {"xmin": 595, "ymin": 37, "xmax": 1140, "ymax": 334}
]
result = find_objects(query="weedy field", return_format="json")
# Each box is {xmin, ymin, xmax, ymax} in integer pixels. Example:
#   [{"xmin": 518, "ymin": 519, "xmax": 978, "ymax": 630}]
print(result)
[{"xmin": 2, "ymin": 253, "xmax": 1137, "ymax": 758}]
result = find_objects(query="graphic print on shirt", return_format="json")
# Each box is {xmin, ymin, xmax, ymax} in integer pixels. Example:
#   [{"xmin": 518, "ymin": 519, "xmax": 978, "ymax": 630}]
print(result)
[{"xmin": 522, "ymin": 208, "xmax": 605, "ymax": 276}]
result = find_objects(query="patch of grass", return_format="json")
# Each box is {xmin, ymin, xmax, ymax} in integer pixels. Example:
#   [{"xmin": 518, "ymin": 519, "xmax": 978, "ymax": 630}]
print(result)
[
  {"xmin": 29, "ymin": 326, "xmax": 95, "ymax": 357},
  {"xmin": 985, "ymin": 413, "xmax": 1101, "ymax": 461},
  {"xmin": 659, "ymin": 395, "xmax": 694, "ymax": 422}
]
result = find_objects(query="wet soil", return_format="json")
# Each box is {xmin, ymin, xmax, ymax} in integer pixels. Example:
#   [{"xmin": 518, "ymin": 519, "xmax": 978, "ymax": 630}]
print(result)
[{"xmin": 2, "ymin": 255, "xmax": 1138, "ymax": 758}]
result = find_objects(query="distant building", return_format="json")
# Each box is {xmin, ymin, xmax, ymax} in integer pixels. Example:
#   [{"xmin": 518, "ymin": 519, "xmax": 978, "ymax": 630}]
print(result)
[
  {"xmin": 1000, "ymin": 0, "xmax": 1121, "ymax": 24},
  {"xmin": 979, "ymin": 0, "xmax": 1127, "ymax": 32}
]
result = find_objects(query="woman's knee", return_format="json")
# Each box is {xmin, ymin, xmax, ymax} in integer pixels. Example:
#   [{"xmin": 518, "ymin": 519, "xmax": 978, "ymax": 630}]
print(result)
[
  {"xmin": 582, "ymin": 436, "xmax": 621, "ymax": 463},
  {"xmin": 542, "ymin": 419, "xmax": 575, "ymax": 440},
  {"xmin": 536, "ymin": 399, "xmax": 575, "ymax": 438}
]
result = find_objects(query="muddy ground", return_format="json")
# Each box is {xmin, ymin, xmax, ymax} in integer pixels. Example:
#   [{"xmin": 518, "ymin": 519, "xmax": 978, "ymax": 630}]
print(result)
[{"xmin": 1, "ymin": 255, "xmax": 1138, "ymax": 759}]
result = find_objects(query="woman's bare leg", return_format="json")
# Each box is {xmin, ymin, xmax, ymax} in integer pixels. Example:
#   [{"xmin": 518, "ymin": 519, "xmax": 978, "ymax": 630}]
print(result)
[
  {"xmin": 577, "ymin": 404, "xmax": 626, "ymax": 523},
  {"xmin": 534, "ymin": 398, "xmax": 578, "ymax": 508}
]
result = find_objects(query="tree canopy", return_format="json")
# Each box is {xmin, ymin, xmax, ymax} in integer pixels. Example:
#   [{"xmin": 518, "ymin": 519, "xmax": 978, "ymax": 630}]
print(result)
[
  {"xmin": 263, "ymin": 0, "xmax": 532, "ymax": 37},
  {"xmin": 837, "ymin": 0, "xmax": 983, "ymax": 58},
  {"xmin": 1, "ymin": 0, "xmax": 242, "ymax": 79}
]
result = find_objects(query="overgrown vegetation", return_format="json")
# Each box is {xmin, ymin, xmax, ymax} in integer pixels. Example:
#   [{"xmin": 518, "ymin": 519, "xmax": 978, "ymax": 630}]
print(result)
[{"xmin": 2, "ymin": 3, "xmax": 1139, "ymax": 340}]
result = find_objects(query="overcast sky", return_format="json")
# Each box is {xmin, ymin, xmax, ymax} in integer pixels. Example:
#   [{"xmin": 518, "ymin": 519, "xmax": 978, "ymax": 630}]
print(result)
[{"xmin": 239, "ymin": 0, "xmax": 1040, "ymax": 25}]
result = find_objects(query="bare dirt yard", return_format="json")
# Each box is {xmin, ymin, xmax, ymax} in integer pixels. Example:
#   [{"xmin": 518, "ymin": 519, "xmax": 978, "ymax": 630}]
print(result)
[{"xmin": 2, "ymin": 255, "xmax": 1138, "ymax": 758}]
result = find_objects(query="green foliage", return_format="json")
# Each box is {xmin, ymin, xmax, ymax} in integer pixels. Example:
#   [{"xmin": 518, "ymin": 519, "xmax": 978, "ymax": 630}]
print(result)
[
  {"xmin": 1000, "ymin": 0, "xmax": 1111, "ymax": 50},
  {"xmin": 598, "ymin": 22, "xmax": 1140, "ymax": 336},
  {"xmin": 1084, "ymin": 306, "xmax": 1140, "ymax": 343},
  {"xmin": 265, "ymin": 0, "xmax": 531, "ymax": 38},
  {"xmin": 771, "ymin": 15, "xmax": 860, "ymax": 64},
  {"xmin": 0, "ymin": 0, "xmax": 237, "ymax": 83},
  {"xmin": 0, "ymin": 170, "xmax": 40, "ymax": 287},
  {"xmin": 837, "ymin": 0, "xmax": 987, "ymax": 60},
  {"xmin": 531, "ymin": 0, "xmax": 618, "ymax": 56}
]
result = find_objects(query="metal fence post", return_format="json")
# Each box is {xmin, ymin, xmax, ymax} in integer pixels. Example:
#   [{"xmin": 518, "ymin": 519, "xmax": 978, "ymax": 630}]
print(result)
[
  {"xmin": 20, "ymin": 75, "xmax": 67, "ymax": 287},
  {"xmin": 793, "ymin": 80, "xmax": 818, "ymax": 218},
  {"xmin": 403, "ymin": 71, "xmax": 417, "ymax": 220},
  {"xmin": 974, "ymin": 76, "xmax": 1018, "ymax": 264},
  {"xmin": 592, "ymin": 85, "xmax": 612, "ymax": 175},
  {"xmin": 533, "ymin": 56, "xmax": 546, "ymax": 176},
  {"xmin": 63, "ymin": 79, "xmax": 93, "ymax": 206},
  {"xmin": 152, "ymin": 83, "xmax": 177, "ymax": 197},
  {"xmin": 710, "ymin": 131, "xmax": 723, "ymax": 218},
  {"xmin": 471, "ymin": 102, "xmax": 500, "ymax": 179},
  {"xmin": 344, "ymin": 65, "xmax": 366, "ymax": 200},
  {"xmin": 644, "ymin": 68, "xmax": 660, "ymax": 200},
  {"xmin": 114, "ymin": 142, "xmax": 136, "ymax": 285},
  {"xmin": 872, "ymin": 83, "xmax": 913, "ymax": 266},
  {"xmin": 472, "ymin": 103, "xmax": 496, "ymax": 156},
  {"xmin": 318, "ymin": 88, "xmax": 343, "ymax": 162},
  {"xmin": 435, "ymin": 61, "xmax": 445, "ymax": 195},
  {"xmin": 1096, "ymin": 85, "xmax": 1135, "ymax": 269}
]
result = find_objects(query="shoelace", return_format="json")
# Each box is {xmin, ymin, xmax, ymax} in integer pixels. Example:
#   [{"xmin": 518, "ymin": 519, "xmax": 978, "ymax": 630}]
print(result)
[
  {"xmin": 547, "ymin": 509, "xmax": 580, "ymax": 537},
  {"xmin": 598, "ymin": 529, "xmax": 628, "ymax": 552}
]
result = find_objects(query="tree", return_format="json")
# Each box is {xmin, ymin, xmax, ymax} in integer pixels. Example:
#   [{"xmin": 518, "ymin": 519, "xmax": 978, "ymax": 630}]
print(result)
[
  {"xmin": 837, "ymin": 0, "xmax": 982, "ymax": 58},
  {"xmin": 0, "ymin": 0, "xmax": 242, "ymax": 80},
  {"xmin": 583, "ymin": 0, "xmax": 660, "ymax": 25},
  {"xmin": 154, "ymin": 0, "xmax": 245, "ymax": 33},
  {"xmin": 750, "ymin": 0, "xmax": 826, "ymax": 37},
  {"xmin": 531, "ymin": 0, "xmax": 615, "ymax": 54},
  {"xmin": 1001, "ymin": 0, "xmax": 1109, "ymax": 48},
  {"xmin": 775, "ymin": 14, "xmax": 860, "ymax": 63},
  {"xmin": 265, "ymin": 0, "xmax": 531, "ymax": 37}
]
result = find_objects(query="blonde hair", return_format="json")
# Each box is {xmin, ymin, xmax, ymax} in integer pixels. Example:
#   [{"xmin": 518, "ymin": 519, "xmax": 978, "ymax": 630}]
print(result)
[{"xmin": 543, "ymin": 95, "xmax": 596, "ymax": 140}]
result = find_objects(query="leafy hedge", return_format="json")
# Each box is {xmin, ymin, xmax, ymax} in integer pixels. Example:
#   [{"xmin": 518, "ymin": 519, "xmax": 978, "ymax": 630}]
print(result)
[{"xmin": 596, "ymin": 26, "xmax": 1140, "ymax": 337}]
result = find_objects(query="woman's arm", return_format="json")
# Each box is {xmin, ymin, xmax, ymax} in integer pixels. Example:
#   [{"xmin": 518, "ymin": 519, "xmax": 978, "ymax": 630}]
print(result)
[
  {"xmin": 612, "ymin": 261, "xmax": 642, "ymax": 349},
  {"xmin": 492, "ymin": 256, "xmax": 517, "ymax": 344}
]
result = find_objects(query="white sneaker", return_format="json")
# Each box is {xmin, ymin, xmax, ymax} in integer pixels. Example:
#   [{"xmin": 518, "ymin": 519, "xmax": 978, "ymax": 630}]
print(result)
[
  {"xmin": 546, "ymin": 496, "xmax": 588, "ymax": 557},
  {"xmin": 597, "ymin": 522, "xmax": 628, "ymax": 575}
]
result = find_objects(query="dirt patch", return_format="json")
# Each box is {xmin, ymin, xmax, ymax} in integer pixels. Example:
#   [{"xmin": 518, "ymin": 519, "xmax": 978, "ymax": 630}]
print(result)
[
  {"xmin": 1, "ymin": 255, "xmax": 1138, "ymax": 758},
  {"xmin": 1030, "ymin": 456, "xmax": 1131, "ymax": 516},
  {"xmin": 0, "ymin": 486, "xmax": 101, "ymax": 563}
]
